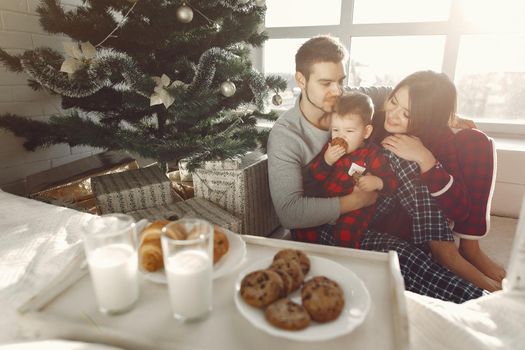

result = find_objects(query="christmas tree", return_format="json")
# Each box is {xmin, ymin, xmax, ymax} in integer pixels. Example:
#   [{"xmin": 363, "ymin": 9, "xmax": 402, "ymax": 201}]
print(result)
[{"xmin": 0, "ymin": 0, "xmax": 286, "ymax": 170}]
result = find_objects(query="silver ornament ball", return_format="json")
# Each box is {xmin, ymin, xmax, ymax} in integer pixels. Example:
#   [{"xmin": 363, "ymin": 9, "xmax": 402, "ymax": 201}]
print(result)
[
  {"xmin": 255, "ymin": 0, "xmax": 266, "ymax": 6},
  {"xmin": 272, "ymin": 94, "xmax": 283, "ymax": 106},
  {"xmin": 176, "ymin": 5, "xmax": 193, "ymax": 23},
  {"xmin": 220, "ymin": 80, "xmax": 236, "ymax": 97}
]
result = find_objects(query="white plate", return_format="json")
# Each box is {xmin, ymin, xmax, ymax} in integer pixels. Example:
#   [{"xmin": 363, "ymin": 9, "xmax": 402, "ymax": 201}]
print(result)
[
  {"xmin": 234, "ymin": 256, "xmax": 371, "ymax": 341},
  {"xmin": 141, "ymin": 228, "xmax": 246, "ymax": 283}
]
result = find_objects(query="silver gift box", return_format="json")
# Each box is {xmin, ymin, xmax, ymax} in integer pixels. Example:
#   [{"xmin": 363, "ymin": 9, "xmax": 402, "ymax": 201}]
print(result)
[{"xmin": 193, "ymin": 151, "xmax": 279, "ymax": 236}]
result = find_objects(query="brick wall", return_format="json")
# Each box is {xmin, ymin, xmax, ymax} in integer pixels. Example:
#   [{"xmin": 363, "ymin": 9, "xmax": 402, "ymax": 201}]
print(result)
[{"xmin": 0, "ymin": 0, "xmax": 101, "ymax": 194}]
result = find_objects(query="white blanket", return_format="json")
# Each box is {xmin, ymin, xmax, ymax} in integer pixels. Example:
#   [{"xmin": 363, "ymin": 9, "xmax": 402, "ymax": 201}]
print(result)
[{"xmin": 0, "ymin": 191, "xmax": 94, "ymax": 342}]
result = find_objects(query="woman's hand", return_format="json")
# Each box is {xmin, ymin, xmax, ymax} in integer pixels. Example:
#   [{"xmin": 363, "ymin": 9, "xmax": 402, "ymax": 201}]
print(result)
[
  {"xmin": 324, "ymin": 143, "xmax": 345, "ymax": 166},
  {"xmin": 381, "ymin": 134, "xmax": 436, "ymax": 173}
]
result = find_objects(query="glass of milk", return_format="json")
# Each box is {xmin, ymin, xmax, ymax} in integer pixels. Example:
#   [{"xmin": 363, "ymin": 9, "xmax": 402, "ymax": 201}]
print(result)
[
  {"xmin": 161, "ymin": 218, "xmax": 213, "ymax": 322},
  {"xmin": 82, "ymin": 213, "xmax": 139, "ymax": 315}
]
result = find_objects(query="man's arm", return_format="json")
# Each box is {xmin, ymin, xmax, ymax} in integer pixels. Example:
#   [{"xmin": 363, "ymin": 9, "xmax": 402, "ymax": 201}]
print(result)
[{"xmin": 267, "ymin": 127, "xmax": 340, "ymax": 229}]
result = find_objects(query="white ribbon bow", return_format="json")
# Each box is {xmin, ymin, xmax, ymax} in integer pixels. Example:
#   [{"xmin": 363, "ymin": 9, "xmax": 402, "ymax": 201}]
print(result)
[{"xmin": 60, "ymin": 41, "xmax": 97, "ymax": 74}]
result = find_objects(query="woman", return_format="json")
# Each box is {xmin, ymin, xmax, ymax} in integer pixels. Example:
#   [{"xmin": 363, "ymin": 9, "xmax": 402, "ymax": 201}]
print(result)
[{"xmin": 367, "ymin": 70, "xmax": 504, "ymax": 292}]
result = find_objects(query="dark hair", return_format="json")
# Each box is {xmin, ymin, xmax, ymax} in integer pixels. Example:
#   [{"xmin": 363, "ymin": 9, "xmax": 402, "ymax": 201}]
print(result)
[
  {"xmin": 334, "ymin": 91, "xmax": 374, "ymax": 124},
  {"xmin": 295, "ymin": 35, "xmax": 348, "ymax": 80},
  {"xmin": 389, "ymin": 70, "xmax": 457, "ymax": 141}
]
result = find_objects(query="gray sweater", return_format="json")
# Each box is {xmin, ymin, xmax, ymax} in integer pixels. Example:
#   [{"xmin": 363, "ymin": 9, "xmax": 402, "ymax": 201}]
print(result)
[
  {"xmin": 267, "ymin": 87, "xmax": 392, "ymax": 229},
  {"xmin": 267, "ymin": 100, "xmax": 339, "ymax": 229}
]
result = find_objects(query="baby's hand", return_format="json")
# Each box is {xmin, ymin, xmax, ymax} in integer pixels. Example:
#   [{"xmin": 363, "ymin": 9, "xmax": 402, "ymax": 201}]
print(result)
[
  {"xmin": 356, "ymin": 174, "xmax": 383, "ymax": 192},
  {"xmin": 324, "ymin": 143, "xmax": 346, "ymax": 165}
]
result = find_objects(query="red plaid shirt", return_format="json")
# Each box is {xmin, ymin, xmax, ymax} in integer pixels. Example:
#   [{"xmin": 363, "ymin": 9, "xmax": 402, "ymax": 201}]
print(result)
[
  {"xmin": 420, "ymin": 128, "xmax": 495, "ymax": 236},
  {"xmin": 293, "ymin": 142, "xmax": 398, "ymax": 248}
]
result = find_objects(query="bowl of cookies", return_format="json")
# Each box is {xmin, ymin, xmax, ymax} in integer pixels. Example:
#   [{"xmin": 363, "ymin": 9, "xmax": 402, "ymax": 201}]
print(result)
[
  {"xmin": 138, "ymin": 220, "xmax": 246, "ymax": 283},
  {"xmin": 234, "ymin": 249, "xmax": 371, "ymax": 341}
]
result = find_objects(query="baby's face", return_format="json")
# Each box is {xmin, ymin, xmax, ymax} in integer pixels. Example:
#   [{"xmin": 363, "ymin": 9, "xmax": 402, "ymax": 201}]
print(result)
[{"xmin": 331, "ymin": 113, "xmax": 372, "ymax": 153}]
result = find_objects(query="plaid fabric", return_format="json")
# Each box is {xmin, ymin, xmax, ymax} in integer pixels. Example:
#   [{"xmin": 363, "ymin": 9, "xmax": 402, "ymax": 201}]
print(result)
[
  {"xmin": 361, "ymin": 230, "xmax": 484, "ymax": 303},
  {"xmin": 372, "ymin": 150, "xmax": 454, "ymax": 245},
  {"xmin": 421, "ymin": 128, "xmax": 495, "ymax": 236},
  {"xmin": 293, "ymin": 142, "xmax": 398, "ymax": 248}
]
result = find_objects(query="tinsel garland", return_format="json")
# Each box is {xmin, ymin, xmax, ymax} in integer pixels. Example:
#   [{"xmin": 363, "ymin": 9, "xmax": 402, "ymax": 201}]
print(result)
[
  {"xmin": 209, "ymin": 0, "xmax": 255, "ymax": 13},
  {"xmin": 189, "ymin": 47, "xmax": 239, "ymax": 91},
  {"xmin": 19, "ymin": 48, "xmax": 152, "ymax": 98}
]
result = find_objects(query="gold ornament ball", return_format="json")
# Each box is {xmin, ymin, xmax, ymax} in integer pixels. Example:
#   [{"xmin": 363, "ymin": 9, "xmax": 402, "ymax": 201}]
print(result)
[
  {"xmin": 176, "ymin": 5, "xmax": 193, "ymax": 23},
  {"xmin": 255, "ymin": 0, "xmax": 266, "ymax": 6},
  {"xmin": 220, "ymin": 80, "xmax": 236, "ymax": 97},
  {"xmin": 272, "ymin": 94, "xmax": 283, "ymax": 106}
]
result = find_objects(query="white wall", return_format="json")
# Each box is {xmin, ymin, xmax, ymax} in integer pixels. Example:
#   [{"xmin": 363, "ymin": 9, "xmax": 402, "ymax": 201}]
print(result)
[{"xmin": 0, "ymin": 0, "xmax": 100, "ymax": 195}]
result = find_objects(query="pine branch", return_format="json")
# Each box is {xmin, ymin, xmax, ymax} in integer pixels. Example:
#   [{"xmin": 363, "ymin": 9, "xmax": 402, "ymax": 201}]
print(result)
[{"xmin": 0, "ymin": 48, "xmax": 23, "ymax": 72}]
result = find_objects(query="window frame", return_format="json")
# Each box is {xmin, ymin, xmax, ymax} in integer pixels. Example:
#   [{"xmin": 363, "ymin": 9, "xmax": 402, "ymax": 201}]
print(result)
[{"xmin": 254, "ymin": 0, "xmax": 525, "ymax": 137}]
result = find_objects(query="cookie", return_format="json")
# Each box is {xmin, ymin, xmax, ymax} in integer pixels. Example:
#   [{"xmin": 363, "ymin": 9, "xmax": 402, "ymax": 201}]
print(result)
[
  {"xmin": 301, "ymin": 276, "xmax": 345, "ymax": 323},
  {"xmin": 331, "ymin": 137, "xmax": 348, "ymax": 153},
  {"xmin": 240, "ymin": 269, "xmax": 285, "ymax": 308},
  {"xmin": 213, "ymin": 226, "xmax": 229, "ymax": 264},
  {"xmin": 306, "ymin": 276, "xmax": 343, "ymax": 291},
  {"xmin": 269, "ymin": 268, "xmax": 294, "ymax": 296},
  {"xmin": 273, "ymin": 249, "xmax": 311, "ymax": 275},
  {"xmin": 265, "ymin": 298, "xmax": 311, "ymax": 331},
  {"xmin": 270, "ymin": 258, "xmax": 304, "ymax": 292}
]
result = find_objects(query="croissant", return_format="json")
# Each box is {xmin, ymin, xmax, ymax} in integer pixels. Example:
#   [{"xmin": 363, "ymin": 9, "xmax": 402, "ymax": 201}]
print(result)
[
  {"xmin": 213, "ymin": 226, "xmax": 229, "ymax": 264},
  {"xmin": 139, "ymin": 220, "xmax": 170, "ymax": 272}
]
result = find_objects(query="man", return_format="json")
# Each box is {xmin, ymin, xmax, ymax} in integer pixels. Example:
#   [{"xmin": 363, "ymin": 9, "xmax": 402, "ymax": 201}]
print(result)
[{"xmin": 267, "ymin": 35, "xmax": 377, "ymax": 230}]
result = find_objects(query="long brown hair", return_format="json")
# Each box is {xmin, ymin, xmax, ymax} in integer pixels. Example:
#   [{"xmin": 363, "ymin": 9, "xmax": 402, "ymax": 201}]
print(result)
[{"xmin": 372, "ymin": 71, "xmax": 457, "ymax": 144}]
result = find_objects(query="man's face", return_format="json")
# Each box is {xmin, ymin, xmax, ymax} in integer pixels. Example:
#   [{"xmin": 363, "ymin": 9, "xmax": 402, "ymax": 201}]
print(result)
[{"xmin": 297, "ymin": 61, "xmax": 346, "ymax": 113}]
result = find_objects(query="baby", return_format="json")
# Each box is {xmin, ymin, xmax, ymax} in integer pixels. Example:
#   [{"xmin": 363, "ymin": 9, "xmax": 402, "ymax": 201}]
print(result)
[{"xmin": 292, "ymin": 91, "xmax": 398, "ymax": 248}]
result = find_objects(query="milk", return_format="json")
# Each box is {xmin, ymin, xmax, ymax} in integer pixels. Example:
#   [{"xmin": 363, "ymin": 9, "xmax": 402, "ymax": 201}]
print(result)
[
  {"xmin": 87, "ymin": 243, "xmax": 139, "ymax": 313},
  {"xmin": 165, "ymin": 250, "xmax": 212, "ymax": 320}
]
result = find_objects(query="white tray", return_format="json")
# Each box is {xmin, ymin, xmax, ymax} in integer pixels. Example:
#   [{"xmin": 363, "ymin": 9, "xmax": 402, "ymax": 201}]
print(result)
[{"xmin": 18, "ymin": 236, "xmax": 409, "ymax": 350}]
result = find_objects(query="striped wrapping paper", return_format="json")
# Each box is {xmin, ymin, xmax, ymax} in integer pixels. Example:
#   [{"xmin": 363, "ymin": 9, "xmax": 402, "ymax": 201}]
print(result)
[{"xmin": 193, "ymin": 152, "xmax": 280, "ymax": 236}]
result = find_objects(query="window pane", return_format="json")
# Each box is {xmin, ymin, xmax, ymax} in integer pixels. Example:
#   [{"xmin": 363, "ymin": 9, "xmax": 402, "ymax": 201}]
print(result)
[
  {"xmin": 348, "ymin": 36, "xmax": 445, "ymax": 87},
  {"xmin": 265, "ymin": 0, "xmax": 341, "ymax": 28},
  {"xmin": 455, "ymin": 34, "xmax": 525, "ymax": 123},
  {"xmin": 460, "ymin": 0, "xmax": 525, "ymax": 33},
  {"xmin": 263, "ymin": 38, "xmax": 308, "ymax": 110},
  {"xmin": 353, "ymin": 0, "xmax": 451, "ymax": 24}
]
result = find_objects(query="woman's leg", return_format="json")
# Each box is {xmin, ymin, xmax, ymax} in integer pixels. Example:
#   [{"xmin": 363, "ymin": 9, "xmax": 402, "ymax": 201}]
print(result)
[
  {"xmin": 384, "ymin": 151, "xmax": 501, "ymax": 291},
  {"xmin": 361, "ymin": 230, "xmax": 484, "ymax": 303},
  {"xmin": 459, "ymin": 239, "xmax": 506, "ymax": 283},
  {"xmin": 429, "ymin": 240, "xmax": 501, "ymax": 291}
]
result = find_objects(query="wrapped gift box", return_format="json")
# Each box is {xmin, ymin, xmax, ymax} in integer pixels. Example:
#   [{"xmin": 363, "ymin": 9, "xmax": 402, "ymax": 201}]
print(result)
[
  {"xmin": 91, "ymin": 166, "xmax": 183, "ymax": 214},
  {"xmin": 26, "ymin": 151, "xmax": 138, "ymax": 213},
  {"xmin": 127, "ymin": 197, "xmax": 241, "ymax": 232},
  {"xmin": 193, "ymin": 151, "xmax": 279, "ymax": 236}
]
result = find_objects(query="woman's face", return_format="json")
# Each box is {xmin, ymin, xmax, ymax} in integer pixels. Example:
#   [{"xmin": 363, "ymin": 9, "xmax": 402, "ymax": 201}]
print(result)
[{"xmin": 384, "ymin": 86, "xmax": 410, "ymax": 134}]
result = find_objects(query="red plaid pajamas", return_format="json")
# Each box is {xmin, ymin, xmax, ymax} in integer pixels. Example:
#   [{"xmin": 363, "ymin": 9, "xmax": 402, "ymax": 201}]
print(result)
[
  {"xmin": 293, "ymin": 142, "xmax": 398, "ymax": 248},
  {"xmin": 420, "ymin": 128, "xmax": 495, "ymax": 237}
]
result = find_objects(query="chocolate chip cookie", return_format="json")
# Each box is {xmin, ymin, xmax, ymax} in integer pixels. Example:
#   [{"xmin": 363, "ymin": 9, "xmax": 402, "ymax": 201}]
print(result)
[
  {"xmin": 273, "ymin": 249, "xmax": 311, "ymax": 275},
  {"xmin": 301, "ymin": 276, "xmax": 345, "ymax": 323},
  {"xmin": 265, "ymin": 298, "xmax": 311, "ymax": 331},
  {"xmin": 240, "ymin": 269, "xmax": 285, "ymax": 308}
]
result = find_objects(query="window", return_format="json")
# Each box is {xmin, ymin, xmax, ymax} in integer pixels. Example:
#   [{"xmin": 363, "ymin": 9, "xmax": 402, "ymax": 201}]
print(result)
[
  {"xmin": 349, "ymin": 36, "xmax": 445, "ymax": 86},
  {"xmin": 353, "ymin": 0, "xmax": 451, "ymax": 24},
  {"xmin": 265, "ymin": 0, "xmax": 341, "ymax": 28},
  {"xmin": 259, "ymin": 0, "xmax": 525, "ymax": 132},
  {"xmin": 455, "ymin": 34, "xmax": 525, "ymax": 123}
]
